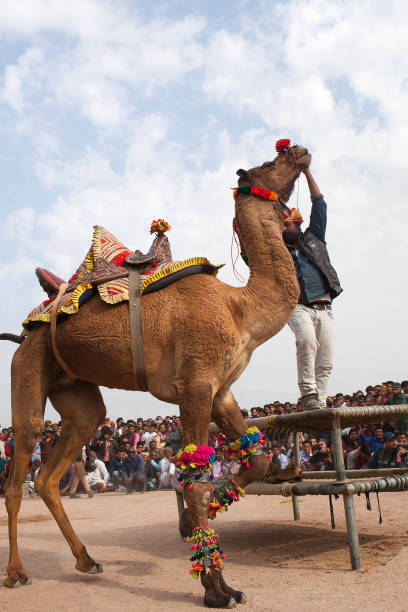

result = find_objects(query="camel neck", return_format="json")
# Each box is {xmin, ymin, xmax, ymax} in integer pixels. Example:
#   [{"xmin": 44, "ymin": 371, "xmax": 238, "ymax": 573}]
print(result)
[{"xmin": 234, "ymin": 195, "xmax": 300, "ymax": 344}]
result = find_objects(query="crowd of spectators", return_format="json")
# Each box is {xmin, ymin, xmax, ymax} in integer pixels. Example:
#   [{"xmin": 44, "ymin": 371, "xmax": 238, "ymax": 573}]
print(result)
[{"xmin": 0, "ymin": 380, "xmax": 407, "ymax": 497}]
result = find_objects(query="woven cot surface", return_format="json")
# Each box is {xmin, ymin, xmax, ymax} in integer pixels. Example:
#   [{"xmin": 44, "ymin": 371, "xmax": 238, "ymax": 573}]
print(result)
[{"xmin": 23, "ymin": 225, "xmax": 223, "ymax": 330}]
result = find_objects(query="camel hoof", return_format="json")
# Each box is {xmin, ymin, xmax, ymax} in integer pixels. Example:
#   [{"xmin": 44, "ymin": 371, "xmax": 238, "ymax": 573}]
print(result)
[
  {"xmin": 87, "ymin": 563, "xmax": 103, "ymax": 574},
  {"xmin": 234, "ymin": 591, "xmax": 246, "ymax": 604},
  {"xmin": 4, "ymin": 578, "xmax": 20, "ymax": 588},
  {"xmin": 76, "ymin": 562, "xmax": 103, "ymax": 574},
  {"xmin": 20, "ymin": 576, "xmax": 32, "ymax": 586},
  {"xmin": 204, "ymin": 595, "xmax": 237, "ymax": 609}
]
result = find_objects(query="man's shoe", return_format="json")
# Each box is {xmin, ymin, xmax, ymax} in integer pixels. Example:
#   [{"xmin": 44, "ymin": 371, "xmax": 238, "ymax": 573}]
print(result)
[
  {"xmin": 69, "ymin": 493, "xmax": 81, "ymax": 499},
  {"xmin": 88, "ymin": 491, "xmax": 94, "ymax": 498},
  {"xmin": 301, "ymin": 393, "xmax": 321, "ymax": 411}
]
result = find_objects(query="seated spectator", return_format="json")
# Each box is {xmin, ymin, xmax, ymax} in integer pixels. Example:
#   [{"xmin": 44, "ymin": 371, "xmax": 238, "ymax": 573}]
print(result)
[
  {"xmin": 167, "ymin": 422, "xmax": 182, "ymax": 455},
  {"xmin": 87, "ymin": 451, "xmax": 110, "ymax": 492},
  {"xmin": 270, "ymin": 444, "xmax": 289, "ymax": 469},
  {"xmin": 300, "ymin": 441, "xmax": 313, "ymax": 469},
  {"xmin": 96, "ymin": 428, "xmax": 118, "ymax": 469},
  {"xmin": 347, "ymin": 442, "xmax": 372, "ymax": 469},
  {"xmin": 397, "ymin": 432, "xmax": 407, "ymax": 444},
  {"xmin": 59, "ymin": 465, "xmax": 74, "ymax": 496},
  {"xmin": 123, "ymin": 448, "xmax": 146, "ymax": 492},
  {"xmin": 385, "ymin": 382, "xmax": 408, "ymax": 431},
  {"xmin": 212, "ymin": 448, "xmax": 231, "ymax": 481},
  {"xmin": 144, "ymin": 452, "xmax": 159, "ymax": 491},
  {"xmin": 40, "ymin": 428, "xmax": 56, "ymax": 466},
  {"xmin": 158, "ymin": 447, "xmax": 176, "ymax": 489},
  {"xmin": 308, "ymin": 439, "xmax": 333, "ymax": 471},
  {"xmin": 364, "ymin": 432, "xmax": 408, "ymax": 469},
  {"xmin": 157, "ymin": 423, "xmax": 168, "ymax": 453},
  {"xmin": 70, "ymin": 445, "xmax": 94, "ymax": 498},
  {"xmin": 127, "ymin": 423, "xmax": 140, "ymax": 450},
  {"xmin": 31, "ymin": 441, "xmax": 41, "ymax": 464},
  {"xmin": 364, "ymin": 426, "xmax": 384, "ymax": 452},
  {"xmin": 29, "ymin": 459, "xmax": 41, "ymax": 495},
  {"xmin": 109, "ymin": 448, "xmax": 128, "ymax": 491}
]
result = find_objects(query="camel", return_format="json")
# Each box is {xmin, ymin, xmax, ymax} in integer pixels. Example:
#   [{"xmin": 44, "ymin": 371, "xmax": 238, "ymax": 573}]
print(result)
[{"xmin": 2, "ymin": 142, "xmax": 310, "ymax": 608}]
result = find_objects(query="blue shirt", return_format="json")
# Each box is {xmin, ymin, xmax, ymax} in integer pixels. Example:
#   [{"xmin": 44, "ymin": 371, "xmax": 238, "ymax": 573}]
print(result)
[
  {"xmin": 109, "ymin": 457, "xmax": 127, "ymax": 474},
  {"xmin": 123, "ymin": 454, "xmax": 145, "ymax": 476}
]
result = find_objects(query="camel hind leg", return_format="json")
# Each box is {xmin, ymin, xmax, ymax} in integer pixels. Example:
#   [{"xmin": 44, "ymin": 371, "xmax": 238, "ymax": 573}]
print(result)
[
  {"xmin": 5, "ymin": 423, "xmax": 43, "ymax": 587},
  {"xmin": 5, "ymin": 348, "xmax": 45, "ymax": 588},
  {"xmin": 34, "ymin": 378, "xmax": 106, "ymax": 574}
]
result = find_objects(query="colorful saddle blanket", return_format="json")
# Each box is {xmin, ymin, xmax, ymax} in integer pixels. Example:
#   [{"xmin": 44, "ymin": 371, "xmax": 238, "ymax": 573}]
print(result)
[{"xmin": 23, "ymin": 225, "xmax": 223, "ymax": 331}]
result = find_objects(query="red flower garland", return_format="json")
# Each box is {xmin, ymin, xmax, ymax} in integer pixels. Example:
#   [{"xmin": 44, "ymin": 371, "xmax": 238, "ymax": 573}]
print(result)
[{"xmin": 275, "ymin": 138, "xmax": 291, "ymax": 154}]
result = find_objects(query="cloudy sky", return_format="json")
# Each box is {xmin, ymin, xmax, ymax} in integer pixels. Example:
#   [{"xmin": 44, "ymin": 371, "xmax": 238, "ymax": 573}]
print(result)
[{"xmin": 0, "ymin": 0, "xmax": 406, "ymax": 426}]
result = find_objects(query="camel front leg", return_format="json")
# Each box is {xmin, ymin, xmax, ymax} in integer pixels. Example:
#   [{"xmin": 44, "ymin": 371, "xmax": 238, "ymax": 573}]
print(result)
[{"xmin": 178, "ymin": 381, "xmax": 241, "ymax": 608}]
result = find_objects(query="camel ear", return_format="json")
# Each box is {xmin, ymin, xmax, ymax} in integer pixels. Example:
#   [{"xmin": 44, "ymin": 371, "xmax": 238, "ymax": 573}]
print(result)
[{"xmin": 236, "ymin": 169, "xmax": 249, "ymax": 178}]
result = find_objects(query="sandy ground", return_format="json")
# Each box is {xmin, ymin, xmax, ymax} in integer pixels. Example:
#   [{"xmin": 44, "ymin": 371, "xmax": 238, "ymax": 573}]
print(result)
[{"xmin": 1, "ymin": 489, "xmax": 408, "ymax": 612}]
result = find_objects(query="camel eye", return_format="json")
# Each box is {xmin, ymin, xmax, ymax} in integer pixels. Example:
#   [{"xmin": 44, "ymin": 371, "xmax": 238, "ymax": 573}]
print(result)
[{"xmin": 264, "ymin": 162, "xmax": 274, "ymax": 169}]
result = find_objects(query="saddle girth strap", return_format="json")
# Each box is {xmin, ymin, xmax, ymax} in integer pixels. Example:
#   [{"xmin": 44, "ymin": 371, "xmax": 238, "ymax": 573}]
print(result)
[
  {"xmin": 128, "ymin": 268, "xmax": 148, "ymax": 392},
  {"xmin": 50, "ymin": 283, "xmax": 77, "ymax": 379}
]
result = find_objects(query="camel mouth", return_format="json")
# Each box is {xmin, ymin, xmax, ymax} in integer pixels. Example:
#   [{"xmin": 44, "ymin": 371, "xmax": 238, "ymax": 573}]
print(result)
[{"xmin": 295, "ymin": 153, "xmax": 311, "ymax": 165}]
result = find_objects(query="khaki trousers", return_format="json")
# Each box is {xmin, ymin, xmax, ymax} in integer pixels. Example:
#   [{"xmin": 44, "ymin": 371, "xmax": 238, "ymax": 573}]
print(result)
[{"xmin": 70, "ymin": 461, "xmax": 92, "ymax": 494}]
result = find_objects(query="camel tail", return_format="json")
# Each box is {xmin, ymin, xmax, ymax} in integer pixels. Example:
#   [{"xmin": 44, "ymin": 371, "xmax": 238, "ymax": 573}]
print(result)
[{"xmin": 0, "ymin": 333, "xmax": 25, "ymax": 344}]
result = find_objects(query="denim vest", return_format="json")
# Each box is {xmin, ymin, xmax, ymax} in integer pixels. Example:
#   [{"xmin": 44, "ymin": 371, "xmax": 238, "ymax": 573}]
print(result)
[{"xmin": 286, "ymin": 196, "xmax": 342, "ymax": 304}]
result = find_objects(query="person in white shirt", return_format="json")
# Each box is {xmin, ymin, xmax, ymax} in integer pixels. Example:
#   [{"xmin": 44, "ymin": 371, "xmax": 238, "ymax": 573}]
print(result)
[
  {"xmin": 141, "ymin": 425, "xmax": 157, "ymax": 449},
  {"xmin": 271, "ymin": 444, "xmax": 289, "ymax": 469},
  {"xmin": 212, "ymin": 448, "xmax": 231, "ymax": 481},
  {"xmin": 158, "ymin": 447, "xmax": 176, "ymax": 489},
  {"xmin": 86, "ymin": 451, "xmax": 110, "ymax": 492}
]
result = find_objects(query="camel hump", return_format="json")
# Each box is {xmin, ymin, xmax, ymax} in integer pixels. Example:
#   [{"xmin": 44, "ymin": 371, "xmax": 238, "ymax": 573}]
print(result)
[{"xmin": 35, "ymin": 267, "xmax": 66, "ymax": 299}]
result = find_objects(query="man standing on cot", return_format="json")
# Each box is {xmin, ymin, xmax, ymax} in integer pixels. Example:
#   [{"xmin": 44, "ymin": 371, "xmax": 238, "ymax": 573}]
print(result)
[{"xmin": 282, "ymin": 158, "xmax": 342, "ymax": 411}]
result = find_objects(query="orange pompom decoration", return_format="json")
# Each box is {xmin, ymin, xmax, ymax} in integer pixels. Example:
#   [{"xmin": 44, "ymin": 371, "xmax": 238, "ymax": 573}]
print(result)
[{"xmin": 150, "ymin": 219, "xmax": 171, "ymax": 236}]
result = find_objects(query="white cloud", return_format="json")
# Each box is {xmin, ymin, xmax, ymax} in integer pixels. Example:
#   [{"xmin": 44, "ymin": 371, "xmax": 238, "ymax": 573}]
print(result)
[{"xmin": 1, "ymin": 0, "xmax": 408, "ymax": 425}]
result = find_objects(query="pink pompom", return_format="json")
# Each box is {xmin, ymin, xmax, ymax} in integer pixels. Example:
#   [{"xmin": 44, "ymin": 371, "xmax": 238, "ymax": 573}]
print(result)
[
  {"xmin": 199, "ymin": 561, "xmax": 203, "ymax": 566},
  {"xmin": 210, "ymin": 487, "xmax": 214, "ymax": 492},
  {"xmin": 188, "ymin": 485, "xmax": 193, "ymax": 490},
  {"xmin": 180, "ymin": 481, "xmax": 185, "ymax": 487}
]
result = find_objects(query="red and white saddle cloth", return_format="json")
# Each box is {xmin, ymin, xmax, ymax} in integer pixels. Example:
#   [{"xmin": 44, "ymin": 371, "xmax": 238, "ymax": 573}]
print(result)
[{"xmin": 23, "ymin": 225, "xmax": 223, "ymax": 331}]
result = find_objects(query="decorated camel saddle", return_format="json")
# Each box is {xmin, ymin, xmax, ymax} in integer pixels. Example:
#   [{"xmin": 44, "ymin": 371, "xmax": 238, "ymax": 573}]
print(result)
[{"xmin": 23, "ymin": 220, "xmax": 223, "ymax": 331}]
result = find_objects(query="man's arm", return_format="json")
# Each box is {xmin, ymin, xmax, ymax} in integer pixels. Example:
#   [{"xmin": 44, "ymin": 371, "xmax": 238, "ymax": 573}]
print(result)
[
  {"xmin": 302, "ymin": 167, "xmax": 322, "ymax": 199},
  {"xmin": 302, "ymin": 166, "xmax": 327, "ymax": 242}
]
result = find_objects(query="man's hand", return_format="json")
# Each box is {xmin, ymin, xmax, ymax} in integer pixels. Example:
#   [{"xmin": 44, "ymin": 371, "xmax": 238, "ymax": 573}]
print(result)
[{"xmin": 302, "ymin": 167, "xmax": 322, "ymax": 199}]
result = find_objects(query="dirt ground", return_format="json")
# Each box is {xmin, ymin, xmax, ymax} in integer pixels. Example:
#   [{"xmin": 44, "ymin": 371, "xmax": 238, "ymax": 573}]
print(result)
[{"xmin": 1, "ymin": 489, "xmax": 407, "ymax": 612}]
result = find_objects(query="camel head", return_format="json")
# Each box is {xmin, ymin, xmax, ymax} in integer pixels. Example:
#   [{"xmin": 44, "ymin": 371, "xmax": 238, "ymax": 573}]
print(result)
[{"xmin": 236, "ymin": 143, "xmax": 310, "ymax": 203}]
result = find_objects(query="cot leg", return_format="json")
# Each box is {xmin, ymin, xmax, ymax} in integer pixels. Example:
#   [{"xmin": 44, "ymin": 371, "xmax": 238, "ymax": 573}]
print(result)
[
  {"xmin": 176, "ymin": 490, "xmax": 184, "ymax": 518},
  {"xmin": 292, "ymin": 431, "xmax": 301, "ymax": 520},
  {"xmin": 331, "ymin": 416, "xmax": 361, "ymax": 570},
  {"xmin": 292, "ymin": 496, "xmax": 300, "ymax": 521},
  {"xmin": 343, "ymin": 494, "xmax": 361, "ymax": 570}
]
